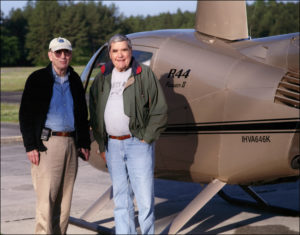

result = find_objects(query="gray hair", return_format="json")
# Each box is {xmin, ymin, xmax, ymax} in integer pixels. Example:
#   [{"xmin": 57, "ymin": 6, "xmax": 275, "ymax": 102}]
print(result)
[{"xmin": 108, "ymin": 34, "xmax": 132, "ymax": 52}]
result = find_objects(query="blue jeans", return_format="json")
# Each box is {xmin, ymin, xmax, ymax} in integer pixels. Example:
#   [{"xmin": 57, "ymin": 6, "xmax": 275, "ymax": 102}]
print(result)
[{"xmin": 106, "ymin": 137, "xmax": 155, "ymax": 234}]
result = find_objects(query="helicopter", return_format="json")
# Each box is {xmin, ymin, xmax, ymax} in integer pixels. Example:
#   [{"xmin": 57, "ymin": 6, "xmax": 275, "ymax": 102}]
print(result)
[{"xmin": 69, "ymin": 1, "xmax": 299, "ymax": 234}]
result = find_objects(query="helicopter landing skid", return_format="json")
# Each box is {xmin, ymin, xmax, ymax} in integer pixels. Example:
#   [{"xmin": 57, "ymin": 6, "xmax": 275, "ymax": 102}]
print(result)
[{"xmin": 218, "ymin": 185, "xmax": 299, "ymax": 217}]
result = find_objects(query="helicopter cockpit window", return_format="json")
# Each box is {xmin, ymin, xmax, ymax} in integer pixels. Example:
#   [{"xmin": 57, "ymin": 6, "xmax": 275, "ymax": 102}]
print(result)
[
  {"xmin": 132, "ymin": 50, "xmax": 153, "ymax": 66},
  {"xmin": 89, "ymin": 46, "xmax": 110, "ymax": 81}
]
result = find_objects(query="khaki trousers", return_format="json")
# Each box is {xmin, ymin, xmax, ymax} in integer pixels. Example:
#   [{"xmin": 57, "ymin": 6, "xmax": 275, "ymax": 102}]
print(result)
[{"xmin": 31, "ymin": 136, "xmax": 78, "ymax": 234}]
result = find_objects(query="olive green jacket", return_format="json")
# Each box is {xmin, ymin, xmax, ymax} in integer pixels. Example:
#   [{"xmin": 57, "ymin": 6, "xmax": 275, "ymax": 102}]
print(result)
[{"xmin": 89, "ymin": 58, "xmax": 168, "ymax": 152}]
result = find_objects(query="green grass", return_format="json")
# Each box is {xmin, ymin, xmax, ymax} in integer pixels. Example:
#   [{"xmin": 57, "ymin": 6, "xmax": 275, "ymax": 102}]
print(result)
[
  {"xmin": 1, "ymin": 67, "xmax": 42, "ymax": 91},
  {"xmin": 1, "ymin": 65, "xmax": 85, "ymax": 92},
  {"xmin": 1, "ymin": 103, "xmax": 20, "ymax": 123}
]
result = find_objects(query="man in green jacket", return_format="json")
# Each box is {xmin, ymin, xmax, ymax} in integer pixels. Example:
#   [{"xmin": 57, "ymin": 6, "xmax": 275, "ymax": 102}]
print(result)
[{"xmin": 89, "ymin": 34, "xmax": 167, "ymax": 234}]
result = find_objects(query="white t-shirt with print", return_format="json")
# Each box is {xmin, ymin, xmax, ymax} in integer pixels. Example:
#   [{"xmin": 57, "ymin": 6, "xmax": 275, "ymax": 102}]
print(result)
[{"xmin": 104, "ymin": 67, "xmax": 132, "ymax": 136}]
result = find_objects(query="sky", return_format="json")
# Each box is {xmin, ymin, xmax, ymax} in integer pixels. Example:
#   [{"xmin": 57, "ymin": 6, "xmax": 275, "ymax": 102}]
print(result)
[{"xmin": 1, "ymin": 0, "xmax": 198, "ymax": 18}]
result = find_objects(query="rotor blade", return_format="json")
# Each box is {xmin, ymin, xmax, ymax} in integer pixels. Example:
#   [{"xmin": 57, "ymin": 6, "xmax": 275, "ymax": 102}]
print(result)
[{"xmin": 168, "ymin": 179, "xmax": 226, "ymax": 234}]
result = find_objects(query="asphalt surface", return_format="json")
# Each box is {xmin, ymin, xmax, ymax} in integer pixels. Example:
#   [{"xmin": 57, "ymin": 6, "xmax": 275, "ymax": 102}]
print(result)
[
  {"xmin": 1, "ymin": 91, "xmax": 22, "ymax": 103},
  {"xmin": 1, "ymin": 122, "xmax": 22, "ymax": 144},
  {"xmin": 1, "ymin": 123, "xmax": 299, "ymax": 234}
]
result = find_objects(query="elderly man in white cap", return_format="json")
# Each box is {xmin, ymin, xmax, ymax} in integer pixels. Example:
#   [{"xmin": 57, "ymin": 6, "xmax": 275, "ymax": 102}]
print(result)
[{"xmin": 19, "ymin": 37, "xmax": 91, "ymax": 234}]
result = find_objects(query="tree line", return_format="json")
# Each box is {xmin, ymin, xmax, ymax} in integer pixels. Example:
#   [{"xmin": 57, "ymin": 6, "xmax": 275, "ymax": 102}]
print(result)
[{"xmin": 1, "ymin": 0, "xmax": 299, "ymax": 67}]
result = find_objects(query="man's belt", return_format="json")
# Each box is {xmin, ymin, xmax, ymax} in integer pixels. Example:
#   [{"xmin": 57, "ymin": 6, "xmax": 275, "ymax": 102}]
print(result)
[
  {"xmin": 109, "ymin": 134, "xmax": 131, "ymax": 140},
  {"xmin": 52, "ymin": 131, "xmax": 75, "ymax": 137}
]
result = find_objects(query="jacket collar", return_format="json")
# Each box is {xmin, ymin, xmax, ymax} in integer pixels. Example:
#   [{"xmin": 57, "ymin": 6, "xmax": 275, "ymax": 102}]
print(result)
[
  {"xmin": 101, "ymin": 57, "xmax": 142, "ymax": 76},
  {"xmin": 46, "ymin": 63, "xmax": 73, "ymax": 77}
]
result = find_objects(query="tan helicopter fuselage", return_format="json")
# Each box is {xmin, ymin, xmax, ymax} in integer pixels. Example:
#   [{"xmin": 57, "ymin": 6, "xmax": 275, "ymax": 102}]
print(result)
[
  {"xmin": 86, "ymin": 29, "xmax": 299, "ymax": 186},
  {"xmin": 71, "ymin": 2, "xmax": 299, "ymax": 232}
]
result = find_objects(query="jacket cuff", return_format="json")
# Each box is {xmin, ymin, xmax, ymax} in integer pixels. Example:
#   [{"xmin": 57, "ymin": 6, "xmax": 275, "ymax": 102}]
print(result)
[
  {"xmin": 25, "ymin": 145, "xmax": 37, "ymax": 152},
  {"xmin": 143, "ymin": 134, "xmax": 154, "ymax": 144}
]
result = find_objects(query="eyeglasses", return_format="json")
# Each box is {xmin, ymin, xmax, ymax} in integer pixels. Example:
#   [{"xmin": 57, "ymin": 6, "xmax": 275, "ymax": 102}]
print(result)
[{"xmin": 52, "ymin": 49, "xmax": 72, "ymax": 58}]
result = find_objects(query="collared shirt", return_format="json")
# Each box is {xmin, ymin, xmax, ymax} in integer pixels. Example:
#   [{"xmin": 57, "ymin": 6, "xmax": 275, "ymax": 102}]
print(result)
[{"xmin": 44, "ymin": 67, "xmax": 75, "ymax": 132}]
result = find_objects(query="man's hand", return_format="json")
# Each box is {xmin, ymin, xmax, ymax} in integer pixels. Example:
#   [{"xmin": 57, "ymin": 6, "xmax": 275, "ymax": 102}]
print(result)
[
  {"xmin": 80, "ymin": 148, "xmax": 90, "ymax": 161},
  {"xmin": 27, "ymin": 149, "xmax": 40, "ymax": 165},
  {"xmin": 100, "ymin": 152, "xmax": 106, "ymax": 163}
]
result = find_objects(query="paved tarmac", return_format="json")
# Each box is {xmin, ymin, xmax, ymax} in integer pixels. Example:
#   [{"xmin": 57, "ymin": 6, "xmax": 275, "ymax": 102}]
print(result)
[
  {"xmin": 1, "ymin": 123, "xmax": 299, "ymax": 234},
  {"xmin": 1, "ymin": 122, "xmax": 23, "ymax": 144},
  {"xmin": 1, "ymin": 91, "xmax": 22, "ymax": 104}
]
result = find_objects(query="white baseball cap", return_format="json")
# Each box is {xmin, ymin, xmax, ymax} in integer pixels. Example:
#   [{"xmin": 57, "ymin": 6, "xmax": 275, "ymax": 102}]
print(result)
[{"xmin": 49, "ymin": 37, "xmax": 72, "ymax": 51}]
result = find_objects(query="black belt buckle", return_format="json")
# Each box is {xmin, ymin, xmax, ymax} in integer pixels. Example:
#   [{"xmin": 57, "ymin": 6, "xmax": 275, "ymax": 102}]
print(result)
[{"xmin": 41, "ymin": 127, "xmax": 51, "ymax": 141}]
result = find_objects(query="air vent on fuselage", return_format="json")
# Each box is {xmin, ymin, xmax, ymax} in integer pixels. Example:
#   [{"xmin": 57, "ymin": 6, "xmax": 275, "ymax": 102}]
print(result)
[{"xmin": 274, "ymin": 71, "xmax": 300, "ymax": 109}]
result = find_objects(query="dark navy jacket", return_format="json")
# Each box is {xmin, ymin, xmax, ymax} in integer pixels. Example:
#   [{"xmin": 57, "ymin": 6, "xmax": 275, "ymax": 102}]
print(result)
[{"xmin": 19, "ymin": 63, "xmax": 90, "ymax": 152}]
